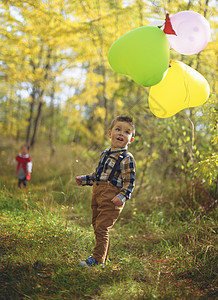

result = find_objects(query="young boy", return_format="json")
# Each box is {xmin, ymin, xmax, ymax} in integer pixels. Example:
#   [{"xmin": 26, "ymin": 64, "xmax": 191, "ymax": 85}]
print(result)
[
  {"xmin": 76, "ymin": 115, "xmax": 136, "ymax": 267},
  {"xmin": 15, "ymin": 144, "xmax": 32, "ymax": 188}
]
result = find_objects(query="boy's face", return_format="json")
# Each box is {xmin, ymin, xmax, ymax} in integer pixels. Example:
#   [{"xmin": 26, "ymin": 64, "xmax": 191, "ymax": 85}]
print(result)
[
  {"xmin": 21, "ymin": 146, "xmax": 28, "ymax": 156},
  {"xmin": 109, "ymin": 121, "xmax": 134, "ymax": 149}
]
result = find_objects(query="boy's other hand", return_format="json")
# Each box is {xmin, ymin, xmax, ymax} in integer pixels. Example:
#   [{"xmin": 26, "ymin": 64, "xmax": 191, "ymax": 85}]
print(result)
[
  {"xmin": 76, "ymin": 176, "xmax": 82, "ymax": 186},
  {"xmin": 111, "ymin": 196, "xmax": 123, "ymax": 207},
  {"xmin": 26, "ymin": 173, "xmax": 31, "ymax": 180}
]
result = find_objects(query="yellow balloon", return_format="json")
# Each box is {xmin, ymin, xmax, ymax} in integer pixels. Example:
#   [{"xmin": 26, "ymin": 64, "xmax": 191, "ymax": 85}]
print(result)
[{"xmin": 149, "ymin": 60, "xmax": 210, "ymax": 118}]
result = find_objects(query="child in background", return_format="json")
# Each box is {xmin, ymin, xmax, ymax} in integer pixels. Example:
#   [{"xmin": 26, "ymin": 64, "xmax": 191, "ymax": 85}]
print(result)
[
  {"xmin": 76, "ymin": 115, "xmax": 136, "ymax": 267},
  {"xmin": 14, "ymin": 144, "xmax": 32, "ymax": 188}
]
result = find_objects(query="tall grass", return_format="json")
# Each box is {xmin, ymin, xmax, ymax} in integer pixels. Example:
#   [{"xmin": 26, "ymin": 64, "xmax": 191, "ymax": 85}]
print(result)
[{"xmin": 0, "ymin": 139, "xmax": 217, "ymax": 299}]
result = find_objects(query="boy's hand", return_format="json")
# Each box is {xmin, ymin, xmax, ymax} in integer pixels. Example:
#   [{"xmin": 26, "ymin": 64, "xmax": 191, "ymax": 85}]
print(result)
[
  {"xmin": 11, "ymin": 159, "xmax": 16, "ymax": 166},
  {"xmin": 111, "ymin": 196, "xmax": 123, "ymax": 207},
  {"xmin": 75, "ymin": 176, "xmax": 82, "ymax": 186},
  {"xmin": 26, "ymin": 173, "xmax": 31, "ymax": 180}
]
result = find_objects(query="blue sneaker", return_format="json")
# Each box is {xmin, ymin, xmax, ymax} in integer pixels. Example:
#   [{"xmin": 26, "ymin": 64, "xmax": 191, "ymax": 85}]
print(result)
[{"xmin": 79, "ymin": 256, "xmax": 101, "ymax": 267}]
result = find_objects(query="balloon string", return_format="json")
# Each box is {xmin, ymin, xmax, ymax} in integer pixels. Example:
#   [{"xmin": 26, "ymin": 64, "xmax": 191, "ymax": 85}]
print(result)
[
  {"xmin": 163, "ymin": 0, "xmax": 167, "ymax": 14},
  {"xmin": 184, "ymin": 64, "xmax": 191, "ymax": 107},
  {"xmin": 188, "ymin": 115, "xmax": 195, "ymax": 155},
  {"xmin": 183, "ymin": 63, "xmax": 195, "ymax": 159}
]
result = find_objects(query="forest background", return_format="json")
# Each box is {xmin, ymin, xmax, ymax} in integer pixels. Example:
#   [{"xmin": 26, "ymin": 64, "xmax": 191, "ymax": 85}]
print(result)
[{"xmin": 0, "ymin": 0, "xmax": 217, "ymax": 299}]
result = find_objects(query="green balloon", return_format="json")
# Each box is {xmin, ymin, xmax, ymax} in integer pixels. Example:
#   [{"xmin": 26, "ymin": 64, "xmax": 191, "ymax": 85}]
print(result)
[{"xmin": 108, "ymin": 26, "xmax": 170, "ymax": 87}]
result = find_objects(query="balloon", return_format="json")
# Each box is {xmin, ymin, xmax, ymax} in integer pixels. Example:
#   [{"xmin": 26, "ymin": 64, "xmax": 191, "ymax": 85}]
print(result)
[
  {"xmin": 166, "ymin": 11, "xmax": 211, "ymax": 55},
  {"xmin": 149, "ymin": 60, "xmax": 210, "ymax": 118},
  {"xmin": 108, "ymin": 26, "xmax": 170, "ymax": 87}
]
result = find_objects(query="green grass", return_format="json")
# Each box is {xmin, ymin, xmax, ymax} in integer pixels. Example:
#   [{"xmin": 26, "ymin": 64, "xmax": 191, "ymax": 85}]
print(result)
[{"xmin": 0, "ymin": 142, "xmax": 217, "ymax": 299}]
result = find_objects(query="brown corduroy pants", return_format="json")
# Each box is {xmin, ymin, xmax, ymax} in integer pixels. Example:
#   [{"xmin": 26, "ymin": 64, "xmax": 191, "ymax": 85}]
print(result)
[{"xmin": 91, "ymin": 181, "xmax": 124, "ymax": 264}]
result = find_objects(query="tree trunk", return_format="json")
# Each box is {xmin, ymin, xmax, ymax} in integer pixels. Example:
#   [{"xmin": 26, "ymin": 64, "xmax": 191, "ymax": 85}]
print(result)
[
  {"xmin": 30, "ymin": 100, "xmax": 43, "ymax": 147},
  {"xmin": 49, "ymin": 81, "xmax": 56, "ymax": 157},
  {"xmin": 26, "ymin": 88, "xmax": 36, "ymax": 144},
  {"xmin": 137, "ymin": 0, "xmax": 144, "ymax": 27},
  {"xmin": 16, "ymin": 96, "xmax": 22, "ymax": 141},
  {"xmin": 29, "ymin": 46, "xmax": 52, "ymax": 147},
  {"xmin": 96, "ymin": 1, "xmax": 108, "ymax": 138},
  {"xmin": 196, "ymin": 0, "xmax": 210, "ymax": 70},
  {"xmin": 103, "ymin": 71, "xmax": 108, "ymax": 138}
]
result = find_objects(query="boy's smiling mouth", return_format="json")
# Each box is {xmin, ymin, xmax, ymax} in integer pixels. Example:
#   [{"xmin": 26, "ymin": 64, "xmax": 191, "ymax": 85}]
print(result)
[{"xmin": 117, "ymin": 137, "xmax": 124, "ymax": 141}]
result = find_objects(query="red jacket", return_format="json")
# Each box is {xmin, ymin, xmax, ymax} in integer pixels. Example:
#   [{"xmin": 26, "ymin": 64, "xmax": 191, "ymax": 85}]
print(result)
[{"xmin": 16, "ymin": 154, "xmax": 32, "ymax": 174}]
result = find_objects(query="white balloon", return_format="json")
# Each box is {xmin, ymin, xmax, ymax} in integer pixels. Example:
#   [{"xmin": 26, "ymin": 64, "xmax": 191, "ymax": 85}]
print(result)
[{"xmin": 166, "ymin": 11, "xmax": 211, "ymax": 55}]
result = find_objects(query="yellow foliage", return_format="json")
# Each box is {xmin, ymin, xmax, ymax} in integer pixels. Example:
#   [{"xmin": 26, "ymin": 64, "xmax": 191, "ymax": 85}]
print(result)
[
  {"xmin": 94, "ymin": 107, "xmax": 106, "ymax": 119},
  {"xmin": 0, "ymin": 0, "xmax": 217, "ymax": 149}
]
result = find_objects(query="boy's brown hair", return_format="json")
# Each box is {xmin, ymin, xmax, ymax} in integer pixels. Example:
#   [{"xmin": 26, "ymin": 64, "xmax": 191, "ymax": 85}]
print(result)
[
  {"xmin": 110, "ymin": 115, "xmax": 135, "ymax": 137},
  {"xmin": 21, "ymin": 144, "xmax": 30, "ymax": 151}
]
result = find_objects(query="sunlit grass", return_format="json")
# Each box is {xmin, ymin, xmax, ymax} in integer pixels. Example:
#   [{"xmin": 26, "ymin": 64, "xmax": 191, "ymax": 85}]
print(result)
[{"xmin": 0, "ymin": 141, "xmax": 217, "ymax": 299}]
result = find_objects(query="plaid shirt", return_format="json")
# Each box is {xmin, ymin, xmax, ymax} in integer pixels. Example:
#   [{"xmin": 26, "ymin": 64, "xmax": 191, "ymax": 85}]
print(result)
[{"xmin": 81, "ymin": 147, "xmax": 135, "ymax": 203}]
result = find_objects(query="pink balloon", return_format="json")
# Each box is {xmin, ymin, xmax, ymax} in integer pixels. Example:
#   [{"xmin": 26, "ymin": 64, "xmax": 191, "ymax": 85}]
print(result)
[{"xmin": 166, "ymin": 11, "xmax": 211, "ymax": 55}]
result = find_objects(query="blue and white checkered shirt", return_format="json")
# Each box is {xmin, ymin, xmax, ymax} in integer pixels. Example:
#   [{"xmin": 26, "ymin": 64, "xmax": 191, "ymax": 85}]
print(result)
[{"xmin": 81, "ymin": 147, "xmax": 135, "ymax": 203}]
